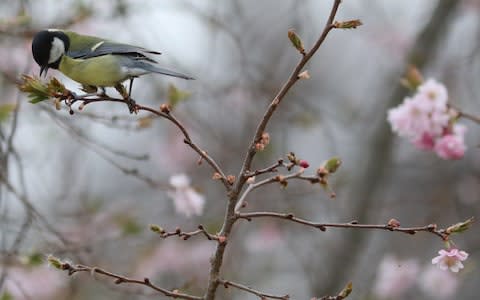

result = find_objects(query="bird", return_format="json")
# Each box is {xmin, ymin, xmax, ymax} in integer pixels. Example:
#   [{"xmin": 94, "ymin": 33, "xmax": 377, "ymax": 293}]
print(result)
[{"xmin": 31, "ymin": 29, "xmax": 194, "ymax": 112}]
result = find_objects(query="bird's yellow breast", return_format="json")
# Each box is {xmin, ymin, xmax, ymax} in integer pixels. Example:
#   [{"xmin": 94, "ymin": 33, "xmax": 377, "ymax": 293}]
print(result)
[{"xmin": 59, "ymin": 55, "xmax": 128, "ymax": 87}]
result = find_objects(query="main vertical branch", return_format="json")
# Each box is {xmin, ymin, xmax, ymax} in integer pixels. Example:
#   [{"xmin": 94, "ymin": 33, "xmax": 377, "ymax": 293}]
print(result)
[{"xmin": 203, "ymin": 1, "xmax": 343, "ymax": 299}]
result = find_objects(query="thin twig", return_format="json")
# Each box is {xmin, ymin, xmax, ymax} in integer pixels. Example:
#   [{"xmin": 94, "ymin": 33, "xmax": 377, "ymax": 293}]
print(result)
[
  {"xmin": 244, "ymin": 159, "xmax": 285, "ymax": 178},
  {"xmin": 235, "ymin": 169, "xmax": 305, "ymax": 212},
  {"xmin": 56, "ymin": 261, "xmax": 203, "ymax": 300},
  {"xmin": 218, "ymin": 279, "xmax": 290, "ymax": 299},
  {"xmin": 236, "ymin": 212, "xmax": 449, "ymax": 240},
  {"xmin": 152, "ymin": 224, "xmax": 220, "ymax": 241},
  {"xmin": 457, "ymin": 110, "xmax": 480, "ymax": 124}
]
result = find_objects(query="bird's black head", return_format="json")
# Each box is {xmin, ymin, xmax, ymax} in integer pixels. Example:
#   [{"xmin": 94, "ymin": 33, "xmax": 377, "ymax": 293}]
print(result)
[{"xmin": 31, "ymin": 30, "xmax": 70, "ymax": 76}]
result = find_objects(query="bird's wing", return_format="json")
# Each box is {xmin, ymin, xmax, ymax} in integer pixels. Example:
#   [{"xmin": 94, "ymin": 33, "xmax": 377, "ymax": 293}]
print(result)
[{"xmin": 64, "ymin": 31, "xmax": 160, "ymax": 62}]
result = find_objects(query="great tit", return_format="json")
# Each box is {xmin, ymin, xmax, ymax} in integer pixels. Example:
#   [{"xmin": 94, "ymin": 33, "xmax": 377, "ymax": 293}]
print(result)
[{"xmin": 31, "ymin": 29, "xmax": 193, "ymax": 111}]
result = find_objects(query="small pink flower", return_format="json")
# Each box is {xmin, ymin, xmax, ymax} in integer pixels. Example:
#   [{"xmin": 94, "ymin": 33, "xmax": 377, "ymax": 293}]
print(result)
[
  {"xmin": 167, "ymin": 174, "xmax": 205, "ymax": 217},
  {"xmin": 373, "ymin": 255, "xmax": 419, "ymax": 299},
  {"xmin": 432, "ymin": 248, "xmax": 468, "ymax": 272},
  {"xmin": 434, "ymin": 125, "xmax": 467, "ymax": 160},
  {"xmin": 420, "ymin": 265, "xmax": 459, "ymax": 299},
  {"xmin": 387, "ymin": 97, "xmax": 430, "ymax": 139},
  {"xmin": 417, "ymin": 79, "xmax": 448, "ymax": 110}
]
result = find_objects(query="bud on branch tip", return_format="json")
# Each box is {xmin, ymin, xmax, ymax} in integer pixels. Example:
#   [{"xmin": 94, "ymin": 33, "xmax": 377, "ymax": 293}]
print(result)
[
  {"xmin": 288, "ymin": 29, "xmax": 306, "ymax": 55},
  {"xmin": 333, "ymin": 19, "xmax": 363, "ymax": 29}
]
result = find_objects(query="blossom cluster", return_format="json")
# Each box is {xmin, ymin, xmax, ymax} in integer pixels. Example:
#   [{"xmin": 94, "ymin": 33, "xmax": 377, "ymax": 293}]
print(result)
[{"xmin": 388, "ymin": 79, "xmax": 466, "ymax": 160}]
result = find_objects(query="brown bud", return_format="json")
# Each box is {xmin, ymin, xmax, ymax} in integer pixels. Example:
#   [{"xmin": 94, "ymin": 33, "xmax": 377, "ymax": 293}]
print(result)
[
  {"xmin": 160, "ymin": 103, "xmax": 171, "ymax": 113},
  {"xmin": 298, "ymin": 70, "xmax": 311, "ymax": 79},
  {"xmin": 227, "ymin": 175, "xmax": 236, "ymax": 185},
  {"xmin": 387, "ymin": 218, "xmax": 401, "ymax": 228}
]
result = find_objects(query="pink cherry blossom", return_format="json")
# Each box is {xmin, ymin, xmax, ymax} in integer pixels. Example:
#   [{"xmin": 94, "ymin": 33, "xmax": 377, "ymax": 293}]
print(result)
[
  {"xmin": 387, "ymin": 78, "xmax": 468, "ymax": 159},
  {"xmin": 373, "ymin": 255, "xmax": 419, "ymax": 299},
  {"xmin": 432, "ymin": 248, "xmax": 468, "ymax": 272},
  {"xmin": 387, "ymin": 96, "xmax": 431, "ymax": 139},
  {"xmin": 167, "ymin": 174, "xmax": 205, "ymax": 217},
  {"xmin": 434, "ymin": 124, "xmax": 467, "ymax": 160},
  {"xmin": 416, "ymin": 79, "xmax": 448, "ymax": 110},
  {"xmin": 420, "ymin": 265, "xmax": 459, "ymax": 299}
]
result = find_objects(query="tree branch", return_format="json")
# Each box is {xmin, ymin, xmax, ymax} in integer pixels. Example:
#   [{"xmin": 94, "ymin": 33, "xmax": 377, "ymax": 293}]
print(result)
[
  {"xmin": 236, "ymin": 0, "xmax": 342, "ymax": 186},
  {"xmin": 235, "ymin": 169, "xmax": 306, "ymax": 212},
  {"xmin": 52, "ymin": 93, "xmax": 231, "ymax": 190},
  {"xmin": 236, "ymin": 211, "xmax": 450, "ymax": 241},
  {"xmin": 51, "ymin": 259, "xmax": 203, "ymax": 300},
  {"xmin": 151, "ymin": 224, "xmax": 220, "ymax": 241},
  {"xmin": 203, "ymin": 2, "xmax": 345, "ymax": 299},
  {"xmin": 218, "ymin": 279, "xmax": 289, "ymax": 300}
]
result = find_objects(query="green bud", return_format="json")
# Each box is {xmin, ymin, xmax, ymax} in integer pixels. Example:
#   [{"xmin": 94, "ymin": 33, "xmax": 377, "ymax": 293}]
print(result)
[
  {"xmin": 446, "ymin": 217, "xmax": 474, "ymax": 234},
  {"xmin": 338, "ymin": 282, "xmax": 353, "ymax": 298},
  {"xmin": 322, "ymin": 157, "xmax": 341, "ymax": 174},
  {"xmin": 18, "ymin": 75, "xmax": 67, "ymax": 104},
  {"xmin": 149, "ymin": 224, "xmax": 165, "ymax": 234},
  {"xmin": 287, "ymin": 29, "xmax": 305, "ymax": 55},
  {"xmin": 47, "ymin": 255, "xmax": 63, "ymax": 269},
  {"xmin": 334, "ymin": 19, "xmax": 363, "ymax": 29}
]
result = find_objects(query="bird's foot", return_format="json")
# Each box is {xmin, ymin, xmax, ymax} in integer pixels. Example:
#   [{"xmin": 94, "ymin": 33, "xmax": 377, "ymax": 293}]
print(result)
[
  {"xmin": 125, "ymin": 97, "xmax": 138, "ymax": 114},
  {"xmin": 115, "ymin": 83, "xmax": 138, "ymax": 114}
]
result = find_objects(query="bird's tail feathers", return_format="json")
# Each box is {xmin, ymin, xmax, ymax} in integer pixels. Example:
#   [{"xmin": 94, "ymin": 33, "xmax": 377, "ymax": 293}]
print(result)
[{"xmin": 141, "ymin": 63, "xmax": 194, "ymax": 80}]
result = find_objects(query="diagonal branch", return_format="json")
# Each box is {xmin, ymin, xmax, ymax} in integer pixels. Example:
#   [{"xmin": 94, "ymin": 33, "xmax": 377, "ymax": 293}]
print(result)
[
  {"xmin": 236, "ymin": 0, "xmax": 342, "ymax": 188},
  {"xmin": 38, "ymin": 92, "xmax": 231, "ymax": 190}
]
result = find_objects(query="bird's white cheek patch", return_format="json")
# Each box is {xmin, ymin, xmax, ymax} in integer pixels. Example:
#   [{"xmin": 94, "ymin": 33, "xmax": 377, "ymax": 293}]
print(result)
[{"xmin": 48, "ymin": 37, "xmax": 65, "ymax": 64}]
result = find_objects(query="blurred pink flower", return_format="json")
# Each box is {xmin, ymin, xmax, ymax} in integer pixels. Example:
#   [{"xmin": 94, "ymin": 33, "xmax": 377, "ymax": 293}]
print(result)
[
  {"xmin": 134, "ymin": 240, "xmax": 214, "ymax": 279},
  {"xmin": 434, "ymin": 124, "xmax": 467, "ymax": 160},
  {"xmin": 420, "ymin": 265, "xmax": 459, "ymax": 299},
  {"xmin": 387, "ymin": 96, "xmax": 432, "ymax": 139},
  {"xmin": 245, "ymin": 223, "xmax": 284, "ymax": 253},
  {"xmin": 152, "ymin": 131, "xmax": 196, "ymax": 171},
  {"xmin": 373, "ymin": 255, "xmax": 419, "ymax": 299},
  {"xmin": 3, "ymin": 265, "xmax": 67, "ymax": 300},
  {"xmin": 387, "ymin": 78, "xmax": 468, "ymax": 159},
  {"xmin": 432, "ymin": 248, "xmax": 468, "ymax": 272},
  {"xmin": 167, "ymin": 174, "xmax": 205, "ymax": 217},
  {"xmin": 416, "ymin": 79, "xmax": 448, "ymax": 110}
]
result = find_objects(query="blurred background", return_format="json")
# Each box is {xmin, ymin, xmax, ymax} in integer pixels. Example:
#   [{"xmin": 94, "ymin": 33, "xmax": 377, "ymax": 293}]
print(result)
[{"xmin": 0, "ymin": 0, "xmax": 479, "ymax": 299}]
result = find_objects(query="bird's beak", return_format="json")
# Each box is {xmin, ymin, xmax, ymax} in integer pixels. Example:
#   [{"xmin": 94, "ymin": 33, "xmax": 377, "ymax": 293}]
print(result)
[{"xmin": 39, "ymin": 65, "xmax": 49, "ymax": 77}]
